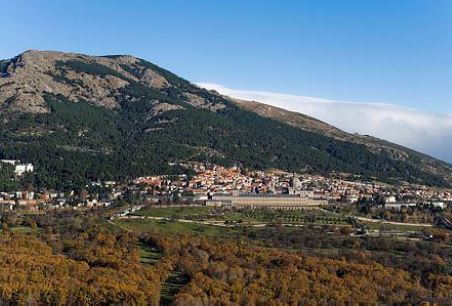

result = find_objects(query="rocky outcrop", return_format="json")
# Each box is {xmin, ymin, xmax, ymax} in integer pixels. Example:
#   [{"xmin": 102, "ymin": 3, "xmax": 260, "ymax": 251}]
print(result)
[{"xmin": 0, "ymin": 50, "xmax": 169, "ymax": 113}]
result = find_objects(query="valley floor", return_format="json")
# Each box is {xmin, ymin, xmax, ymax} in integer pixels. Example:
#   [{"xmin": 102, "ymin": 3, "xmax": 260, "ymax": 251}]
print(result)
[{"xmin": 1, "ymin": 204, "xmax": 452, "ymax": 304}]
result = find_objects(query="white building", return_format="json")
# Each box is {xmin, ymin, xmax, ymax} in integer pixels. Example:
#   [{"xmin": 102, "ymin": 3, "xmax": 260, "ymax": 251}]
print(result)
[
  {"xmin": 432, "ymin": 202, "xmax": 446, "ymax": 209},
  {"xmin": 385, "ymin": 195, "xmax": 397, "ymax": 203},
  {"xmin": 14, "ymin": 163, "xmax": 34, "ymax": 176},
  {"xmin": 0, "ymin": 160, "xmax": 34, "ymax": 176},
  {"xmin": 0, "ymin": 159, "xmax": 18, "ymax": 165}
]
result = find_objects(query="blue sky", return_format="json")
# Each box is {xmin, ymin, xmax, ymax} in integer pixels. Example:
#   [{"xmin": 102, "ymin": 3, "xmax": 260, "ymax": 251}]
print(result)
[{"xmin": 1, "ymin": 0, "xmax": 452, "ymax": 161}]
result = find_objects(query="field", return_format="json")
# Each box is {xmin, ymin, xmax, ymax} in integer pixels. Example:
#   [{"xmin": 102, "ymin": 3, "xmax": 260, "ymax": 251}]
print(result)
[
  {"xmin": 115, "ymin": 207, "xmax": 357, "ymax": 245},
  {"xmin": 11, "ymin": 225, "xmax": 38, "ymax": 234},
  {"xmin": 116, "ymin": 205, "xmax": 441, "ymax": 246},
  {"xmin": 138, "ymin": 240, "xmax": 188, "ymax": 304},
  {"xmin": 133, "ymin": 206, "xmax": 212, "ymax": 219},
  {"xmin": 132, "ymin": 206, "xmax": 351, "ymax": 225},
  {"xmin": 0, "ymin": 225, "xmax": 40, "ymax": 234},
  {"xmin": 139, "ymin": 243, "xmax": 162, "ymax": 265},
  {"xmin": 362, "ymin": 221, "xmax": 431, "ymax": 232},
  {"xmin": 211, "ymin": 209, "xmax": 350, "ymax": 225},
  {"xmin": 79, "ymin": 205, "xmax": 452, "ymax": 303},
  {"xmin": 160, "ymin": 271, "xmax": 189, "ymax": 305},
  {"xmin": 116, "ymin": 218, "xmax": 241, "ymax": 238}
]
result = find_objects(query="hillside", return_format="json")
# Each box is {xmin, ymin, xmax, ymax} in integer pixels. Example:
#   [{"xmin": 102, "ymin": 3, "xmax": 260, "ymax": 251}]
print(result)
[
  {"xmin": 232, "ymin": 98, "xmax": 452, "ymax": 183},
  {"xmin": 0, "ymin": 50, "xmax": 451, "ymax": 190}
]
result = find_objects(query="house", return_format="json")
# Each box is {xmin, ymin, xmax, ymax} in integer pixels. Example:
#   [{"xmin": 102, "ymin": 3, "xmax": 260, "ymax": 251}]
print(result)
[
  {"xmin": 432, "ymin": 201, "xmax": 446, "ymax": 209},
  {"xmin": 0, "ymin": 159, "xmax": 18, "ymax": 165},
  {"xmin": 56, "ymin": 198, "xmax": 67, "ymax": 207},
  {"xmin": 385, "ymin": 195, "xmax": 397, "ymax": 203},
  {"xmin": 346, "ymin": 194, "xmax": 359, "ymax": 204},
  {"xmin": 85, "ymin": 199, "xmax": 98, "ymax": 207},
  {"xmin": 0, "ymin": 160, "xmax": 34, "ymax": 176},
  {"xmin": 14, "ymin": 163, "xmax": 34, "ymax": 176}
]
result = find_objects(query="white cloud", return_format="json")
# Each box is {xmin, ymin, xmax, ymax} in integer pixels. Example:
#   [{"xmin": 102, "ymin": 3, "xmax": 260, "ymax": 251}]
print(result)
[{"xmin": 198, "ymin": 82, "xmax": 452, "ymax": 163}]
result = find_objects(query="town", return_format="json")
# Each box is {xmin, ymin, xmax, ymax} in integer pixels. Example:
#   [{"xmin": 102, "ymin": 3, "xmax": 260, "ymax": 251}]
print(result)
[{"xmin": 1, "ymin": 160, "xmax": 451, "ymax": 227}]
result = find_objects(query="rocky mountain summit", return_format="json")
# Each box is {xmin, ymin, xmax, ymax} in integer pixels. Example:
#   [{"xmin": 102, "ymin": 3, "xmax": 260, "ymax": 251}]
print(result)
[
  {"xmin": 0, "ymin": 50, "xmax": 450, "ymax": 189},
  {"xmin": 1, "ymin": 50, "xmax": 186, "ymax": 113}
]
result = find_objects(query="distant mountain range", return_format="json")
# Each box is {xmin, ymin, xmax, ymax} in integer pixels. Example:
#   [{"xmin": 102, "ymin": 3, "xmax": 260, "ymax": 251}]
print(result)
[{"xmin": 0, "ymin": 50, "xmax": 451, "ymax": 189}]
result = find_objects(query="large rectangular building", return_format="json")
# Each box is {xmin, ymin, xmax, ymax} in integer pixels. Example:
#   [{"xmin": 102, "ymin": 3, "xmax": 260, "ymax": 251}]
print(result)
[{"xmin": 207, "ymin": 192, "xmax": 327, "ymax": 210}]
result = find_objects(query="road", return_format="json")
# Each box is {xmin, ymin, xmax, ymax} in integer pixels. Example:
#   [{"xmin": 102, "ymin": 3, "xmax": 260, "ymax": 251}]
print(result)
[
  {"xmin": 107, "ymin": 220, "xmax": 133, "ymax": 232},
  {"xmin": 318, "ymin": 208, "xmax": 433, "ymax": 228},
  {"xmin": 352, "ymin": 216, "xmax": 433, "ymax": 227},
  {"xmin": 116, "ymin": 215, "xmax": 306, "ymax": 228}
]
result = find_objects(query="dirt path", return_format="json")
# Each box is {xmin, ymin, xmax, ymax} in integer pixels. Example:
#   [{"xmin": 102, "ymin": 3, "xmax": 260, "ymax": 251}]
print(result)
[{"xmin": 107, "ymin": 220, "xmax": 133, "ymax": 232}]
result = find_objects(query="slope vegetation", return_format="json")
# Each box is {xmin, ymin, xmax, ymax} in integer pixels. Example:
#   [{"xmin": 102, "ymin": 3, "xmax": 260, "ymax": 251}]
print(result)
[{"xmin": 0, "ymin": 50, "xmax": 450, "ymax": 189}]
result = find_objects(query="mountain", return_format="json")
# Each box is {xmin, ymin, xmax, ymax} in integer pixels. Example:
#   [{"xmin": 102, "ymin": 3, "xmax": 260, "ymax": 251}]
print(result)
[{"xmin": 0, "ymin": 50, "xmax": 451, "ymax": 190}]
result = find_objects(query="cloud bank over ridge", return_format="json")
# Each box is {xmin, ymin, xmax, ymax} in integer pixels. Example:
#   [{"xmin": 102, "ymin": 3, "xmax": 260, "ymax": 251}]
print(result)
[{"xmin": 198, "ymin": 83, "xmax": 452, "ymax": 163}]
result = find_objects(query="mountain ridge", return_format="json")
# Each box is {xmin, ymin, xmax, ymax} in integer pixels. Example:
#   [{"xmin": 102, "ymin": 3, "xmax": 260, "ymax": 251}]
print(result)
[
  {"xmin": 231, "ymin": 97, "xmax": 451, "ymax": 167},
  {"xmin": 0, "ymin": 50, "xmax": 450, "ymax": 190}
]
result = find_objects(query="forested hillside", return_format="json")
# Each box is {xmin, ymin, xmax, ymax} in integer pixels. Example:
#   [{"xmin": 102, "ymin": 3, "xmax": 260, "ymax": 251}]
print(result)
[
  {"xmin": 0, "ymin": 50, "xmax": 450, "ymax": 190},
  {"xmin": 1, "ymin": 211, "xmax": 451, "ymax": 305}
]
